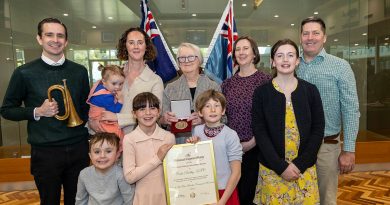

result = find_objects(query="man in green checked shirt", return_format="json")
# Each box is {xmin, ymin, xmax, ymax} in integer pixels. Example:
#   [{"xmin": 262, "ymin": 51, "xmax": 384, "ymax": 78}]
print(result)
[{"xmin": 297, "ymin": 17, "xmax": 360, "ymax": 205}]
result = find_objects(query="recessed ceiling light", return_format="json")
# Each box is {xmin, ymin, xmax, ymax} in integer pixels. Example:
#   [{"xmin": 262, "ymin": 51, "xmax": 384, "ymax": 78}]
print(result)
[
  {"xmin": 334, "ymin": 39, "xmax": 339, "ymax": 42},
  {"xmin": 108, "ymin": 16, "xmax": 113, "ymax": 20},
  {"xmin": 274, "ymin": 15, "xmax": 279, "ymax": 18},
  {"xmin": 354, "ymin": 43, "xmax": 359, "ymax": 46},
  {"xmin": 314, "ymin": 11, "xmax": 319, "ymax": 15},
  {"xmin": 192, "ymin": 13, "xmax": 197, "ymax": 17},
  {"xmin": 92, "ymin": 26, "xmax": 97, "ymax": 29},
  {"xmin": 242, "ymin": 3, "xmax": 247, "ymax": 7},
  {"xmin": 362, "ymin": 33, "xmax": 367, "ymax": 36},
  {"xmin": 267, "ymin": 44, "xmax": 271, "ymax": 47},
  {"xmin": 385, "ymin": 37, "xmax": 389, "ymax": 41},
  {"xmin": 63, "ymin": 13, "xmax": 69, "ymax": 16},
  {"xmin": 290, "ymin": 23, "xmax": 295, "ymax": 26},
  {"xmin": 69, "ymin": 48, "xmax": 73, "ymax": 51},
  {"xmin": 158, "ymin": 22, "xmax": 162, "ymax": 26}
]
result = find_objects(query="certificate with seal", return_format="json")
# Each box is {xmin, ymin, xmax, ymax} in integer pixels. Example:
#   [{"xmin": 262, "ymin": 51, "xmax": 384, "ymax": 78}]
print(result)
[
  {"xmin": 163, "ymin": 141, "xmax": 219, "ymax": 205},
  {"xmin": 170, "ymin": 99, "xmax": 192, "ymax": 133}
]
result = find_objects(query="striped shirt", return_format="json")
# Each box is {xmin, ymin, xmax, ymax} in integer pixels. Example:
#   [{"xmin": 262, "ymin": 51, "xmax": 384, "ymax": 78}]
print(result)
[{"xmin": 297, "ymin": 48, "xmax": 360, "ymax": 152}]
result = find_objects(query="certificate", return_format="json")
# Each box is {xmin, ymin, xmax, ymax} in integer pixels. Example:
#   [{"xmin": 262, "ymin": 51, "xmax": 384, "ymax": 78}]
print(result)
[{"xmin": 163, "ymin": 141, "xmax": 219, "ymax": 205}]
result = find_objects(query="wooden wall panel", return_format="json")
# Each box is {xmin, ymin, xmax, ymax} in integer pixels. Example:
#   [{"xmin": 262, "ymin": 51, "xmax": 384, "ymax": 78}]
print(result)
[
  {"xmin": 355, "ymin": 141, "xmax": 390, "ymax": 164},
  {"xmin": 0, "ymin": 158, "xmax": 33, "ymax": 182}
]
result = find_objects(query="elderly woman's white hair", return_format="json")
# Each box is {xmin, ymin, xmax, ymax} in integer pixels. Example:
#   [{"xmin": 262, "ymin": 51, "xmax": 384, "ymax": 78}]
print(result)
[{"xmin": 176, "ymin": 42, "xmax": 204, "ymax": 65}]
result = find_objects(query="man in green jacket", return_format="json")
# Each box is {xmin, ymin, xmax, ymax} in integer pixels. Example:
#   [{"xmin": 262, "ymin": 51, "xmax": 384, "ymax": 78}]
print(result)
[{"xmin": 0, "ymin": 18, "xmax": 90, "ymax": 205}]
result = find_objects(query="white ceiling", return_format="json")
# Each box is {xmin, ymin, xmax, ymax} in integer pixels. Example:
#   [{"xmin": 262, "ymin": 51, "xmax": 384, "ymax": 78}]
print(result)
[{"xmin": 2, "ymin": 0, "xmax": 390, "ymax": 49}]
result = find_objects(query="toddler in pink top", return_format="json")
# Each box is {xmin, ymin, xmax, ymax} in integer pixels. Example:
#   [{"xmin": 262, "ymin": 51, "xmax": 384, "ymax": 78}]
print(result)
[{"xmin": 87, "ymin": 65, "xmax": 125, "ymax": 150}]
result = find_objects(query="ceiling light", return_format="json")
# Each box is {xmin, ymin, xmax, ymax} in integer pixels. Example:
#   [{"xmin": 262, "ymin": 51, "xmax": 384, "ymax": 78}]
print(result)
[
  {"xmin": 334, "ymin": 39, "xmax": 338, "ymax": 42},
  {"xmin": 354, "ymin": 43, "xmax": 359, "ymax": 46},
  {"xmin": 159, "ymin": 22, "xmax": 162, "ymax": 26},
  {"xmin": 242, "ymin": 3, "xmax": 247, "ymax": 7},
  {"xmin": 314, "ymin": 11, "xmax": 319, "ymax": 15},
  {"xmin": 192, "ymin": 13, "xmax": 197, "ymax": 17},
  {"xmin": 385, "ymin": 37, "xmax": 389, "ymax": 41},
  {"xmin": 362, "ymin": 33, "xmax": 367, "ymax": 36},
  {"xmin": 108, "ymin": 16, "xmax": 113, "ymax": 20},
  {"xmin": 63, "ymin": 13, "xmax": 69, "ymax": 16},
  {"xmin": 385, "ymin": 43, "xmax": 388, "ymax": 46},
  {"xmin": 290, "ymin": 23, "xmax": 295, "ymax": 26},
  {"xmin": 69, "ymin": 48, "xmax": 73, "ymax": 51},
  {"xmin": 274, "ymin": 15, "xmax": 279, "ymax": 18},
  {"xmin": 92, "ymin": 26, "xmax": 97, "ymax": 29},
  {"xmin": 267, "ymin": 44, "xmax": 271, "ymax": 47}
]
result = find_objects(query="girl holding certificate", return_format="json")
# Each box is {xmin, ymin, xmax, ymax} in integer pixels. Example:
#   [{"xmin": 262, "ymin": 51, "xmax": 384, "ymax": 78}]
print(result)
[
  {"xmin": 187, "ymin": 90, "xmax": 243, "ymax": 205},
  {"xmin": 122, "ymin": 92, "xmax": 175, "ymax": 205}
]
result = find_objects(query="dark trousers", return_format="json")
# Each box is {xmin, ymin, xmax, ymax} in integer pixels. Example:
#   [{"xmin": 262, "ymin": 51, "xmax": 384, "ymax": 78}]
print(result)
[
  {"xmin": 237, "ymin": 146, "xmax": 259, "ymax": 205},
  {"xmin": 31, "ymin": 139, "xmax": 90, "ymax": 205}
]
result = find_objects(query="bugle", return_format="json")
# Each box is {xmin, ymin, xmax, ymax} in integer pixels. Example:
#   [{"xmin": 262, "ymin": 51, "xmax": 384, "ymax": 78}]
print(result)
[{"xmin": 47, "ymin": 79, "xmax": 83, "ymax": 127}]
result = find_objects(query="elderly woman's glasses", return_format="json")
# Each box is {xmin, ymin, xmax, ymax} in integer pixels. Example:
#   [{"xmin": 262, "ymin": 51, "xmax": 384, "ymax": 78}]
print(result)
[{"xmin": 177, "ymin": 55, "xmax": 198, "ymax": 63}]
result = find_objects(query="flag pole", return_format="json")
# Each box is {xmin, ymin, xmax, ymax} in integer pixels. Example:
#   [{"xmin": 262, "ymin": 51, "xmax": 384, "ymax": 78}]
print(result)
[{"xmin": 231, "ymin": 0, "xmax": 235, "ymax": 48}]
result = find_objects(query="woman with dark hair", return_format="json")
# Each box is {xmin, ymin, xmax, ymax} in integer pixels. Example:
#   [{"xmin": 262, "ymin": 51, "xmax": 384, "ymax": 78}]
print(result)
[
  {"xmin": 221, "ymin": 36, "xmax": 271, "ymax": 204},
  {"xmin": 252, "ymin": 39, "xmax": 324, "ymax": 204},
  {"xmin": 160, "ymin": 42, "xmax": 220, "ymax": 144},
  {"xmin": 89, "ymin": 27, "xmax": 164, "ymax": 135}
]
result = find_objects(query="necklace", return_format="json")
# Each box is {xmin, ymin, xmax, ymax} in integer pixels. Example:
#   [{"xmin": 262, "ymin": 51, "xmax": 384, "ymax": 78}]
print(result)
[
  {"xmin": 204, "ymin": 124, "xmax": 224, "ymax": 138},
  {"xmin": 274, "ymin": 78, "xmax": 297, "ymax": 93}
]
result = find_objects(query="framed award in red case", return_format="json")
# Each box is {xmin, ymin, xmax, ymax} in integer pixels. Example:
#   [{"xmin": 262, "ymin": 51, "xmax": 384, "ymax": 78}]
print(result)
[{"xmin": 170, "ymin": 99, "xmax": 192, "ymax": 133}]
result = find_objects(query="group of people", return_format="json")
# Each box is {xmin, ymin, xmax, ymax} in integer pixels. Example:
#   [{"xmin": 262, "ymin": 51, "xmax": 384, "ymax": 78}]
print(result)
[{"xmin": 0, "ymin": 15, "xmax": 359, "ymax": 205}]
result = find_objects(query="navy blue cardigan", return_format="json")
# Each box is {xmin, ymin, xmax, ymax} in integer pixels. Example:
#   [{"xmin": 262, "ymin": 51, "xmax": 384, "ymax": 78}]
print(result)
[{"xmin": 251, "ymin": 78, "xmax": 325, "ymax": 175}]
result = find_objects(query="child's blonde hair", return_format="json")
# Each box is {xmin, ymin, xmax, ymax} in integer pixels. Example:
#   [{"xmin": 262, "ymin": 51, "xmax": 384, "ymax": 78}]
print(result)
[
  {"xmin": 98, "ymin": 64, "xmax": 125, "ymax": 80},
  {"xmin": 89, "ymin": 132, "xmax": 120, "ymax": 152},
  {"xmin": 195, "ymin": 89, "xmax": 227, "ymax": 112}
]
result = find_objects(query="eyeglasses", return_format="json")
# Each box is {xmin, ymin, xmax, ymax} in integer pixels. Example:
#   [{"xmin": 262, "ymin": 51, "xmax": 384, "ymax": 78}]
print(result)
[{"xmin": 177, "ymin": 55, "xmax": 198, "ymax": 63}]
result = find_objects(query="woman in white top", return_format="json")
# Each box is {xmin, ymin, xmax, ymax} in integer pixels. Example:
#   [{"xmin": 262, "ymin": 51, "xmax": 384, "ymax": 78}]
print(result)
[{"xmin": 89, "ymin": 27, "xmax": 164, "ymax": 135}]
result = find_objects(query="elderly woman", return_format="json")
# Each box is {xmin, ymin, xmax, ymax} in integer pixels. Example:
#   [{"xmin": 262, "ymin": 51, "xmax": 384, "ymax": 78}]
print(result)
[
  {"xmin": 89, "ymin": 27, "xmax": 164, "ymax": 135},
  {"xmin": 160, "ymin": 42, "xmax": 220, "ymax": 144},
  {"xmin": 221, "ymin": 36, "xmax": 271, "ymax": 205}
]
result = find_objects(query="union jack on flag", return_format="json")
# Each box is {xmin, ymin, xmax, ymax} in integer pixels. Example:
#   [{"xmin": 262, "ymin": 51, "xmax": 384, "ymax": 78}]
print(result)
[
  {"xmin": 203, "ymin": 0, "xmax": 238, "ymax": 84},
  {"xmin": 140, "ymin": 0, "xmax": 178, "ymax": 82}
]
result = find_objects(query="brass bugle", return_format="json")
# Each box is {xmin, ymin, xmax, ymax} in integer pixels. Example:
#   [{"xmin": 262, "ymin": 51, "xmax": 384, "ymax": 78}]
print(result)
[{"xmin": 47, "ymin": 79, "xmax": 83, "ymax": 127}]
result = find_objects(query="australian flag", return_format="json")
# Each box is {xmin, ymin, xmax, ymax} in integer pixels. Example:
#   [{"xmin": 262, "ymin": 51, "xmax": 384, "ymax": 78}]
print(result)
[
  {"xmin": 140, "ymin": 0, "xmax": 178, "ymax": 82},
  {"xmin": 203, "ymin": 0, "xmax": 238, "ymax": 84}
]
